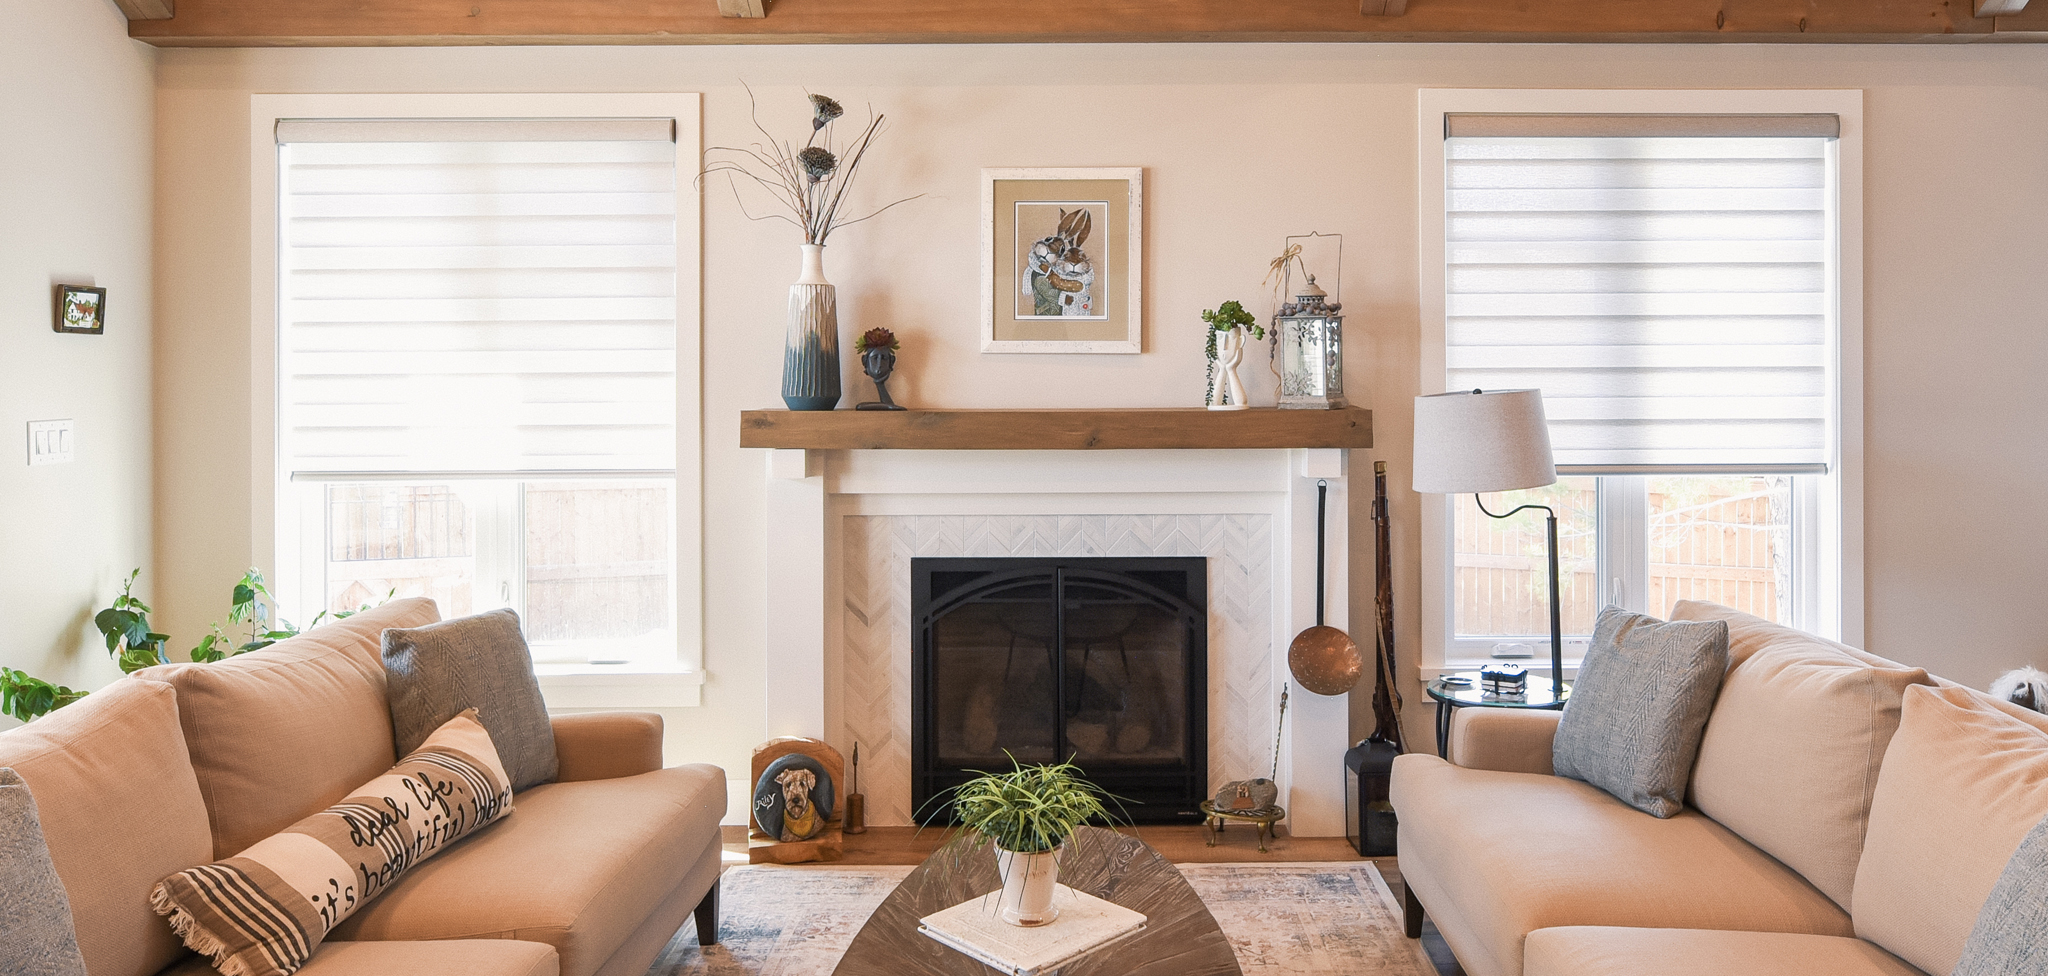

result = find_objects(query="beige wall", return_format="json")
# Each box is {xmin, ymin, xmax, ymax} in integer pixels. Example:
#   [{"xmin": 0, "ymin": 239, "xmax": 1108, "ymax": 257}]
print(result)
[
  {"xmin": 151, "ymin": 42, "xmax": 2048, "ymax": 797},
  {"xmin": 0, "ymin": 0, "xmax": 156, "ymax": 725}
]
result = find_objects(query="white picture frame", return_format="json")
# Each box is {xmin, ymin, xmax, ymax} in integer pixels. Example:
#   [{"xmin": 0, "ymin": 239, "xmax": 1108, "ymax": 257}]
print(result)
[{"xmin": 981, "ymin": 167, "xmax": 1143, "ymax": 354}]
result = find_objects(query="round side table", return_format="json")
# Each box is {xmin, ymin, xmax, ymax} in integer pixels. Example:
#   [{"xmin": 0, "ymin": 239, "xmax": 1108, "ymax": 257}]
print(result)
[{"xmin": 1424, "ymin": 673, "xmax": 1570, "ymax": 758}]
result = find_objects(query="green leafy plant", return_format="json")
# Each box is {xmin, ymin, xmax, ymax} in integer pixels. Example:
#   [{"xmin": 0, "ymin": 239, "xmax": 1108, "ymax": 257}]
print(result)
[
  {"xmin": 6, "ymin": 569, "xmax": 390, "ymax": 722},
  {"xmin": 0, "ymin": 668, "xmax": 88, "ymax": 724},
  {"xmin": 1200, "ymin": 299, "xmax": 1263, "ymax": 340},
  {"xmin": 949, "ymin": 755, "xmax": 1121, "ymax": 854},
  {"xmin": 92, "ymin": 568, "xmax": 170, "ymax": 674},
  {"xmin": 192, "ymin": 568, "xmax": 385, "ymax": 662}
]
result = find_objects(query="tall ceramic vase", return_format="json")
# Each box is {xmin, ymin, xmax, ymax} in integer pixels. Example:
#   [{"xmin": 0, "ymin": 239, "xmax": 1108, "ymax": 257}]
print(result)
[
  {"xmin": 783, "ymin": 244, "xmax": 841, "ymax": 411},
  {"xmin": 994, "ymin": 846, "xmax": 1062, "ymax": 926}
]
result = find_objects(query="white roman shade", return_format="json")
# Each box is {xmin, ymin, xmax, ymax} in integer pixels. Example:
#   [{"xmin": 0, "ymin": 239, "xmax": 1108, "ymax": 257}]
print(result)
[
  {"xmin": 1443, "ymin": 115, "xmax": 1837, "ymax": 472},
  {"xmin": 276, "ymin": 118, "xmax": 678, "ymax": 476}
]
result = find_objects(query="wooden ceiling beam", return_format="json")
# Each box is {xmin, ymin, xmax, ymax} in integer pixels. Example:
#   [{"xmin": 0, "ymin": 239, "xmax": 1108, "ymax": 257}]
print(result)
[
  {"xmin": 128, "ymin": 0, "xmax": 2047, "ymax": 47},
  {"xmin": 112, "ymin": 0, "xmax": 172, "ymax": 21}
]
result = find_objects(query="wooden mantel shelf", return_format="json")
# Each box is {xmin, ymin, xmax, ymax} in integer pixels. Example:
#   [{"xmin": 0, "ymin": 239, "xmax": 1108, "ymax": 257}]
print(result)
[{"xmin": 739, "ymin": 407, "xmax": 1372, "ymax": 451}]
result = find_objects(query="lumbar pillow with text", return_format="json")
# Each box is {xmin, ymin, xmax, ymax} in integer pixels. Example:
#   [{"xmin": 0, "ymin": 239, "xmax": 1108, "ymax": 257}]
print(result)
[
  {"xmin": 382, "ymin": 608, "xmax": 558, "ymax": 792},
  {"xmin": 0, "ymin": 768, "xmax": 89, "ymax": 976},
  {"xmin": 151, "ymin": 709, "xmax": 512, "ymax": 976},
  {"xmin": 1552, "ymin": 605, "xmax": 1730, "ymax": 818}
]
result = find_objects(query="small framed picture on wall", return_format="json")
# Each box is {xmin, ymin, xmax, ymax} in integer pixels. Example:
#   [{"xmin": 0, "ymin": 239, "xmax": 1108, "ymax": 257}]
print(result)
[
  {"xmin": 981, "ymin": 167, "xmax": 1143, "ymax": 354},
  {"xmin": 54, "ymin": 285, "xmax": 106, "ymax": 334}
]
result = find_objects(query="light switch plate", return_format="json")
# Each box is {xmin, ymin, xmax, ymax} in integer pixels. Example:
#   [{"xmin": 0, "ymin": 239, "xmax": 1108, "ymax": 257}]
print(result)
[{"xmin": 28, "ymin": 420, "xmax": 74, "ymax": 466}]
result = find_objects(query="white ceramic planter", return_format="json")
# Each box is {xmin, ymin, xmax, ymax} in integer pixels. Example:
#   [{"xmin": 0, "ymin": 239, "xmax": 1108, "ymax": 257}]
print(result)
[
  {"xmin": 994, "ymin": 846, "xmax": 1062, "ymax": 926},
  {"xmin": 1207, "ymin": 326, "xmax": 1250, "ymax": 410}
]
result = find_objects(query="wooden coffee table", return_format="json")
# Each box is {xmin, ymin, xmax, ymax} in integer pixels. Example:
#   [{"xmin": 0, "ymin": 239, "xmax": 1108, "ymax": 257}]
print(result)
[{"xmin": 833, "ymin": 825, "xmax": 1242, "ymax": 976}]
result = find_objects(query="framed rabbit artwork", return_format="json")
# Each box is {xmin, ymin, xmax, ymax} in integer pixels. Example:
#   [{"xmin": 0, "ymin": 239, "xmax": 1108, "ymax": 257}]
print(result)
[{"xmin": 981, "ymin": 167, "xmax": 1143, "ymax": 354}]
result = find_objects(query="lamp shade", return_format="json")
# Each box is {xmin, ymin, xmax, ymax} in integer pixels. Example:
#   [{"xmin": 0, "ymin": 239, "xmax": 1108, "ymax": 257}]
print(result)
[{"xmin": 1413, "ymin": 389, "xmax": 1558, "ymax": 494}]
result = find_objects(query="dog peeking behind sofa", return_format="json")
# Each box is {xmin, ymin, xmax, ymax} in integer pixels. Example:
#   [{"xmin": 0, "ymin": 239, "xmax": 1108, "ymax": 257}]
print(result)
[{"xmin": 1990, "ymin": 666, "xmax": 2048, "ymax": 714}]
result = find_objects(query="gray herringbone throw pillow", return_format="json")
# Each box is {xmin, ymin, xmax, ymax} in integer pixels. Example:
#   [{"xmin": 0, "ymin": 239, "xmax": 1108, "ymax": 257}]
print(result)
[
  {"xmin": 1553, "ymin": 606, "xmax": 1729, "ymax": 818},
  {"xmin": 383, "ymin": 608, "xmax": 558, "ymax": 791},
  {"xmin": 1954, "ymin": 812, "xmax": 2048, "ymax": 976},
  {"xmin": 0, "ymin": 768, "xmax": 88, "ymax": 976}
]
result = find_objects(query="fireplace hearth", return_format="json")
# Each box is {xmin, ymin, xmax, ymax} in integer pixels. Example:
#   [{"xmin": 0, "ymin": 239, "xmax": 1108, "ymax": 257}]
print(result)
[{"xmin": 910, "ymin": 557, "xmax": 1208, "ymax": 824}]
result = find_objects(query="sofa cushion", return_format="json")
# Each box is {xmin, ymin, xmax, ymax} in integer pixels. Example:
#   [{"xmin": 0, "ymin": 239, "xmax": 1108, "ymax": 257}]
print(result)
[
  {"xmin": 1854, "ymin": 684, "xmax": 2048, "ymax": 976},
  {"xmin": 154, "ymin": 711, "xmax": 513, "ymax": 976},
  {"xmin": 157, "ymin": 939, "xmax": 559, "ymax": 976},
  {"xmin": 0, "ymin": 678, "xmax": 214, "ymax": 976},
  {"xmin": 1670, "ymin": 600, "xmax": 1932, "ymax": 912},
  {"xmin": 141, "ymin": 598, "xmax": 440, "ymax": 859},
  {"xmin": 1524, "ymin": 926, "xmax": 1924, "ymax": 976},
  {"xmin": 0, "ymin": 768, "xmax": 87, "ymax": 976},
  {"xmin": 1553, "ymin": 606, "xmax": 1728, "ymax": 818},
  {"xmin": 1955, "ymin": 811, "xmax": 2048, "ymax": 976},
  {"xmin": 1670, "ymin": 598, "xmax": 1902, "ymax": 669},
  {"xmin": 383, "ymin": 609, "xmax": 557, "ymax": 792},
  {"xmin": 1389, "ymin": 753, "xmax": 1849, "ymax": 976},
  {"xmin": 327, "ymin": 763, "xmax": 725, "ymax": 976}
]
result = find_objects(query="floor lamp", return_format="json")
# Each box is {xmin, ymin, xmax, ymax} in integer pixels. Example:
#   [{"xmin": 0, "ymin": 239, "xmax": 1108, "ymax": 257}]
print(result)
[{"xmin": 1413, "ymin": 389, "xmax": 1567, "ymax": 703}]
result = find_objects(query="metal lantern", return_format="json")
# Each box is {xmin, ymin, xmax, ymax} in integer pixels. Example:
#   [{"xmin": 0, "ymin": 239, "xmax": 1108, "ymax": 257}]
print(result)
[{"xmin": 1275, "ymin": 275, "xmax": 1346, "ymax": 410}]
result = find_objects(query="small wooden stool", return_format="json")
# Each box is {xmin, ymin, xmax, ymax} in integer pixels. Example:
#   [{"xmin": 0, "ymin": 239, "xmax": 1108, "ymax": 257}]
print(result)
[{"xmin": 1199, "ymin": 800, "xmax": 1286, "ymax": 853}]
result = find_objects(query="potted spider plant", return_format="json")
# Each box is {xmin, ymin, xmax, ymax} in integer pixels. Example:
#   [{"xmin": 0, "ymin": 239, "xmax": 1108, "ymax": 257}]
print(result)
[{"xmin": 950, "ymin": 757, "xmax": 1118, "ymax": 926}]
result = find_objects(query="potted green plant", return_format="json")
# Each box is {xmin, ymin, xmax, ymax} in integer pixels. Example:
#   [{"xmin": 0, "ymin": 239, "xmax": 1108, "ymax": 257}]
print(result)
[
  {"xmin": 950, "ymin": 757, "xmax": 1117, "ymax": 926},
  {"xmin": 1201, "ymin": 300, "xmax": 1264, "ymax": 410}
]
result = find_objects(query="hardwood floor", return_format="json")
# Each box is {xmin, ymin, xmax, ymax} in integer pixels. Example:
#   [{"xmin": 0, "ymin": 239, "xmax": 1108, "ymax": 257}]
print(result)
[{"xmin": 723, "ymin": 825, "xmax": 1465, "ymax": 974}]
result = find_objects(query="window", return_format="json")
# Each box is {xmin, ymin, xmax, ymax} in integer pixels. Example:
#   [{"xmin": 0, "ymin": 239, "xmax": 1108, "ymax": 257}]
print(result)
[
  {"xmin": 256, "ymin": 96, "xmax": 703, "ymax": 688},
  {"xmin": 1418, "ymin": 90, "xmax": 1864, "ymax": 672}
]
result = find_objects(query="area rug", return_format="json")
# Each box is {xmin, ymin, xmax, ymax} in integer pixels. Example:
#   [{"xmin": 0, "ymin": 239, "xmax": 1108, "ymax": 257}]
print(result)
[{"xmin": 648, "ymin": 861, "xmax": 1438, "ymax": 976}]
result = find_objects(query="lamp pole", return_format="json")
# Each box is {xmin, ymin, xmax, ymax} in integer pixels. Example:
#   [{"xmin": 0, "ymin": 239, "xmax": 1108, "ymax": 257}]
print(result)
[{"xmin": 1475, "ymin": 495, "xmax": 1565, "ymax": 703}]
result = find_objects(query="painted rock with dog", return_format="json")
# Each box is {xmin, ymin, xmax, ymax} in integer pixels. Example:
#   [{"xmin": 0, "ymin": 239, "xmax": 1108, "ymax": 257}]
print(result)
[{"xmin": 753, "ymin": 752, "xmax": 837, "ymax": 842}]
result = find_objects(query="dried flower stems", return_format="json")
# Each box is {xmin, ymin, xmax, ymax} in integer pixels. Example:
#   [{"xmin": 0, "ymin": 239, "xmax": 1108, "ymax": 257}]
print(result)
[{"xmin": 702, "ymin": 84, "xmax": 921, "ymax": 246}]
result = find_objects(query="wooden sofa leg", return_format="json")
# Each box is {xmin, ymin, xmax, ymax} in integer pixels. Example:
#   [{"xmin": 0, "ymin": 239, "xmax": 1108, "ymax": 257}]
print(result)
[
  {"xmin": 694, "ymin": 877, "xmax": 721, "ymax": 945},
  {"xmin": 1403, "ymin": 881, "xmax": 1425, "ymax": 939}
]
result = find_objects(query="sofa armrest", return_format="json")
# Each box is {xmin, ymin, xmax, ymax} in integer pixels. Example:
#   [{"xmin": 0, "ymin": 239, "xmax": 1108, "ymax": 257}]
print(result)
[
  {"xmin": 1448, "ymin": 708, "xmax": 1560, "ymax": 775},
  {"xmin": 551, "ymin": 712, "xmax": 664, "ymax": 782}
]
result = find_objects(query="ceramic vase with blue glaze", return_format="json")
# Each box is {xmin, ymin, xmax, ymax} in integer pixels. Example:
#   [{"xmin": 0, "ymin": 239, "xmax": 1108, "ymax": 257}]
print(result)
[{"xmin": 783, "ymin": 244, "xmax": 840, "ymax": 411}]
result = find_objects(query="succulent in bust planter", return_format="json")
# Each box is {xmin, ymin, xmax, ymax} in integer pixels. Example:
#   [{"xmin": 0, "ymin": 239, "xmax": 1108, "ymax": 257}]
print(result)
[
  {"xmin": 1202, "ymin": 300, "xmax": 1265, "ymax": 409},
  {"xmin": 950, "ymin": 757, "xmax": 1119, "ymax": 926},
  {"xmin": 853, "ymin": 327, "xmax": 905, "ymax": 411}
]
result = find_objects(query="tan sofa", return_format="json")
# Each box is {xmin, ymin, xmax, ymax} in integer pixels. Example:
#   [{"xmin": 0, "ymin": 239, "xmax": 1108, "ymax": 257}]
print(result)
[
  {"xmin": 1392, "ymin": 600, "xmax": 2048, "ymax": 976},
  {"xmin": 0, "ymin": 597, "xmax": 726, "ymax": 976}
]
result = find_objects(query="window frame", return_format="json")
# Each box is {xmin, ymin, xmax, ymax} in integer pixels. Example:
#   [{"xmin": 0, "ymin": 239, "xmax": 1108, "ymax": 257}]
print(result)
[
  {"xmin": 250, "ymin": 93, "xmax": 705, "ymax": 704},
  {"xmin": 1415, "ymin": 88, "xmax": 1865, "ymax": 676}
]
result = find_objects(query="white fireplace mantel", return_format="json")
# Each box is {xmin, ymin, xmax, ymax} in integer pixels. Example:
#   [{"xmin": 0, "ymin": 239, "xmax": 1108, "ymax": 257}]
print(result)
[{"xmin": 758, "ymin": 438, "xmax": 1361, "ymax": 837}]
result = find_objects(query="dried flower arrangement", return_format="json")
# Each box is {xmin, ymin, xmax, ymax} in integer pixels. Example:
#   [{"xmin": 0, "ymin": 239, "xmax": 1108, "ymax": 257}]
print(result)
[{"xmin": 702, "ymin": 88, "xmax": 921, "ymax": 246}]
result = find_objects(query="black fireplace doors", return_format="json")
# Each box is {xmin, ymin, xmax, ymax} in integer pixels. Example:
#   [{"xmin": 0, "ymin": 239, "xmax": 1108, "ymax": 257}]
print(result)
[{"xmin": 910, "ymin": 557, "xmax": 1207, "ymax": 824}]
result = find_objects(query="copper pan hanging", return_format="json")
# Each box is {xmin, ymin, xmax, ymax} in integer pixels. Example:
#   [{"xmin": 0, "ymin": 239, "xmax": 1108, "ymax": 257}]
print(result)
[{"xmin": 1289, "ymin": 479, "xmax": 1362, "ymax": 696}]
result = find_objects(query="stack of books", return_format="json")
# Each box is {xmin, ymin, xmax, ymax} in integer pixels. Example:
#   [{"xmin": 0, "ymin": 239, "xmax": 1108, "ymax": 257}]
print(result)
[
  {"xmin": 1479, "ymin": 663, "xmax": 1528, "ymax": 698},
  {"xmin": 919, "ymin": 885, "xmax": 1148, "ymax": 976}
]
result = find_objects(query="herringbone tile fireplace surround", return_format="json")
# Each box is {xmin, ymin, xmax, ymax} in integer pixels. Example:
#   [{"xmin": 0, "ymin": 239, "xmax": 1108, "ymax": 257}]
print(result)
[
  {"xmin": 843, "ymin": 513, "xmax": 1274, "ymax": 824},
  {"xmin": 760, "ymin": 447, "xmax": 1355, "ymax": 834}
]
